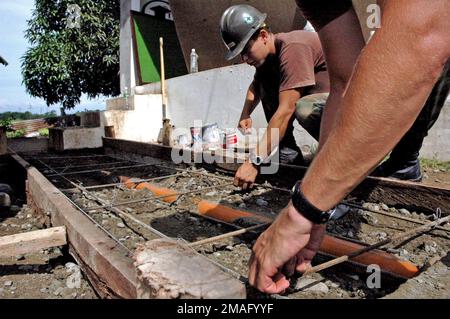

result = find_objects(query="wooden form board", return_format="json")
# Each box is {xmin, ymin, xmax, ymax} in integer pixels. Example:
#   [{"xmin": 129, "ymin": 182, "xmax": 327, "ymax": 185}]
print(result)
[{"xmin": 12, "ymin": 153, "xmax": 138, "ymax": 299}]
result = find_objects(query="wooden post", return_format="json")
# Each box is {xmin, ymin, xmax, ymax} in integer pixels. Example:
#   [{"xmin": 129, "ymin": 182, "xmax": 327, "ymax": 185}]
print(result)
[
  {"xmin": 160, "ymin": 37, "xmax": 173, "ymax": 146},
  {"xmin": 104, "ymin": 125, "xmax": 116, "ymax": 138},
  {"xmin": 0, "ymin": 126, "xmax": 7, "ymax": 155}
]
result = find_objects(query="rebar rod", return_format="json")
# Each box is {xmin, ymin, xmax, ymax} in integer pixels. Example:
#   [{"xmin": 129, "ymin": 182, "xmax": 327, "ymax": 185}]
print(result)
[
  {"xmin": 52, "ymin": 160, "xmax": 130, "ymax": 171},
  {"xmin": 31, "ymin": 154, "xmax": 110, "ymax": 160},
  {"xmin": 85, "ymin": 182, "xmax": 234, "ymax": 211},
  {"xmin": 189, "ymin": 223, "xmax": 269, "ymax": 247},
  {"xmin": 76, "ymin": 183, "xmax": 170, "ymax": 240},
  {"xmin": 176, "ymin": 168, "xmax": 450, "ymax": 232},
  {"xmin": 31, "ymin": 157, "xmax": 133, "ymax": 255},
  {"xmin": 81, "ymin": 173, "xmax": 182, "ymax": 190},
  {"xmin": 343, "ymin": 202, "xmax": 450, "ymax": 232},
  {"xmin": 303, "ymin": 212, "xmax": 450, "ymax": 276}
]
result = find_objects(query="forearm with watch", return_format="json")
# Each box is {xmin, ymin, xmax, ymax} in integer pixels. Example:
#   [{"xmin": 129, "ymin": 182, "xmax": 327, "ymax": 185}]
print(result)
[
  {"xmin": 250, "ymin": 89, "xmax": 300, "ymax": 167},
  {"xmin": 290, "ymin": 0, "xmax": 449, "ymax": 225}
]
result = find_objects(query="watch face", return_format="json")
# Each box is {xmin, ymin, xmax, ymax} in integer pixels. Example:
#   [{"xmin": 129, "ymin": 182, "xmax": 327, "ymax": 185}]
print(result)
[{"xmin": 250, "ymin": 153, "xmax": 262, "ymax": 165}]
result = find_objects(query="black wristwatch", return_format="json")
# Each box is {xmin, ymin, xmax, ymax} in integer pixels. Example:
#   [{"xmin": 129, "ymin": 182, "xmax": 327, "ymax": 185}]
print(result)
[
  {"xmin": 290, "ymin": 181, "xmax": 335, "ymax": 224},
  {"xmin": 249, "ymin": 152, "xmax": 264, "ymax": 166}
]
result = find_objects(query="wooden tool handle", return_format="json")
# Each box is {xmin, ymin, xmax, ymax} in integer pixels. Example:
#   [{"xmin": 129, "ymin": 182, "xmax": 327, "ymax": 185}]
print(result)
[{"xmin": 159, "ymin": 37, "xmax": 167, "ymax": 118}]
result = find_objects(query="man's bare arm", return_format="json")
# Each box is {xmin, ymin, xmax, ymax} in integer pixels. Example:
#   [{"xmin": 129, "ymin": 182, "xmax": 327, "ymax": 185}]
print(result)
[
  {"xmin": 301, "ymin": 0, "xmax": 450, "ymax": 210},
  {"xmin": 256, "ymin": 89, "xmax": 301, "ymax": 158},
  {"xmin": 315, "ymin": 7, "xmax": 365, "ymax": 146},
  {"xmin": 239, "ymin": 81, "xmax": 261, "ymax": 121}
]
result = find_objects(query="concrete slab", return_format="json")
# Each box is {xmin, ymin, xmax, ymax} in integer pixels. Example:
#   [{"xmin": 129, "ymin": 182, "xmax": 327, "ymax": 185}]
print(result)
[
  {"xmin": 134, "ymin": 238, "xmax": 246, "ymax": 299},
  {"xmin": 134, "ymin": 64, "xmax": 267, "ymax": 133},
  {"xmin": 49, "ymin": 127, "xmax": 104, "ymax": 151},
  {"xmin": 420, "ymin": 102, "xmax": 450, "ymax": 161},
  {"xmin": 103, "ymin": 94, "xmax": 163, "ymax": 143},
  {"xmin": 7, "ymin": 137, "xmax": 48, "ymax": 153}
]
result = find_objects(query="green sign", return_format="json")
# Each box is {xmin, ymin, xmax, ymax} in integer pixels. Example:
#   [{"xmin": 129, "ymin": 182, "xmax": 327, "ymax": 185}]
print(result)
[{"xmin": 131, "ymin": 11, "xmax": 187, "ymax": 84}]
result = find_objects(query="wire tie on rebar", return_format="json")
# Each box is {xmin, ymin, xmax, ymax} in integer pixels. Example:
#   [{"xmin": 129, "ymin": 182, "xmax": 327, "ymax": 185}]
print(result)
[
  {"xmin": 169, "ymin": 194, "xmax": 183, "ymax": 207},
  {"xmin": 111, "ymin": 187, "xmax": 118, "ymax": 208},
  {"xmin": 431, "ymin": 208, "xmax": 442, "ymax": 228}
]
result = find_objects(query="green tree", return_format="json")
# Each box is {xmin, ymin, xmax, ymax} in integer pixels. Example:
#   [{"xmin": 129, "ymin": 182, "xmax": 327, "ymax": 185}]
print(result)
[{"xmin": 22, "ymin": 0, "xmax": 120, "ymax": 109}]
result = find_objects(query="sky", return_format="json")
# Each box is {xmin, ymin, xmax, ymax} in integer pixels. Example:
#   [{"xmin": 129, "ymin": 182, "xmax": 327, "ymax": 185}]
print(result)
[{"xmin": 0, "ymin": 0, "xmax": 107, "ymax": 115}]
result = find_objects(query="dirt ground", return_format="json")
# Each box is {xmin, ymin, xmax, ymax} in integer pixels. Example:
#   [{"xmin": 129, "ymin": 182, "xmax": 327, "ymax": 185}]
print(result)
[
  {"xmin": 422, "ymin": 166, "xmax": 450, "ymax": 187},
  {"xmin": 67, "ymin": 165, "xmax": 450, "ymax": 299},
  {"xmin": 2, "ymin": 153, "xmax": 449, "ymax": 299},
  {"xmin": 0, "ymin": 200, "xmax": 97, "ymax": 299}
]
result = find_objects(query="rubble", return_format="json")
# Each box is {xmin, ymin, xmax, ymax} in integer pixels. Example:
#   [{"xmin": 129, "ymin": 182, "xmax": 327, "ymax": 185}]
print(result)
[{"xmin": 295, "ymin": 278, "xmax": 329, "ymax": 294}]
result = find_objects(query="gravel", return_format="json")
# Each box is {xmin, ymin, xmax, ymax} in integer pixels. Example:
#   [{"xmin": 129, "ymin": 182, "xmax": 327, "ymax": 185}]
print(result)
[
  {"xmin": 295, "ymin": 278, "xmax": 330, "ymax": 294},
  {"xmin": 256, "ymin": 198, "xmax": 268, "ymax": 207},
  {"xmin": 398, "ymin": 208, "xmax": 411, "ymax": 215}
]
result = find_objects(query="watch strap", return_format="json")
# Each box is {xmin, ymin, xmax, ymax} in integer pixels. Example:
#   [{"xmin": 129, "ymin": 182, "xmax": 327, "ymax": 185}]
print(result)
[{"xmin": 291, "ymin": 181, "xmax": 332, "ymax": 224}]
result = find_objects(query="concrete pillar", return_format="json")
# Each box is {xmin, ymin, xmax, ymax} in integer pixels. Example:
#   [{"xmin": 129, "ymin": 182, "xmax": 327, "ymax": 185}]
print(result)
[
  {"xmin": 120, "ymin": 0, "xmax": 140, "ymax": 93},
  {"xmin": 80, "ymin": 111, "xmax": 101, "ymax": 128}
]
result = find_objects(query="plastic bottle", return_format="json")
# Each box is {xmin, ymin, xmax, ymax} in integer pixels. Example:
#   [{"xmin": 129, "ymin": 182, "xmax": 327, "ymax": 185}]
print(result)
[
  {"xmin": 190, "ymin": 49, "xmax": 199, "ymax": 73},
  {"xmin": 123, "ymin": 86, "xmax": 130, "ymax": 109}
]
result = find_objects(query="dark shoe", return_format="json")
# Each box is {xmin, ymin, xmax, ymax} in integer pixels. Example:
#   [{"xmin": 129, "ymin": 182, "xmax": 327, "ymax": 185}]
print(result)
[
  {"xmin": 372, "ymin": 159, "xmax": 423, "ymax": 182},
  {"xmin": 0, "ymin": 192, "xmax": 11, "ymax": 208},
  {"xmin": 0, "ymin": 183, "xmax": 12, "ymax": 194}
]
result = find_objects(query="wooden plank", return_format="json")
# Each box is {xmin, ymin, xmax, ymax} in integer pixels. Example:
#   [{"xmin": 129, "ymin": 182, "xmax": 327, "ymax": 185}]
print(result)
[
  {"xmin": 134, "ymin": 238, "xmax": 246, "ymax": 299},
  {"xmin": 11, "ymin": 153, "xmax": 138, "ymax": 299},
  {"xmin": 0, "ymin": 226, "xmax": 66, "ymax": 257},
  {"xmin": 103, "ymin": 137, "xmax": 175, "ymax": 162}
]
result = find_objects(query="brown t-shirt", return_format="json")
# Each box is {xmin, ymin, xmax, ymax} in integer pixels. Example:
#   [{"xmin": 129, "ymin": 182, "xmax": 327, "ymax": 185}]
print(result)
[{"xmin": 253, "ymin": 30, "xmax": 329, "ymax": 120}]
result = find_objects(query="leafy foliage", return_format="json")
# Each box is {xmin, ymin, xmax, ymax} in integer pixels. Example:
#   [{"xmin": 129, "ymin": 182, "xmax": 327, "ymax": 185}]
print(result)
[
  {"xmin": 0, "ymin": 111, "xmax": 57, "ymax": 121},
  {"xmin": 6, "ymin": 129, "xmax": 26, "ymax": 139},
  {"xmin": 0, "ymin": 118, "xmax": 14, "ymax": 131},
  {"xmin": 22, "ymin": 0, "xmax": 120, "ymax": 109}
]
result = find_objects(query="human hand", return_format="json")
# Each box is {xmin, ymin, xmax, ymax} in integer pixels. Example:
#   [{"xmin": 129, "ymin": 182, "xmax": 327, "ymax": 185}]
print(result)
[
  {"xmin": 248, "ymin": 201, "xmax": 326, "ymax": 294},
  {"xmin": 238, "ymin": 118, "xmax": 252, "ymax": 135},
  {"xmin": 233, "ymin": 160, "xmax": 258, "ymax": 190}
]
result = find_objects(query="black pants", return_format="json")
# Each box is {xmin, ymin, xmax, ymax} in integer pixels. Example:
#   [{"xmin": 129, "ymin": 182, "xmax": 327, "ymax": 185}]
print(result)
[
  {"xmin": 292, "ymin": 61, "xmax": 450, "ymax": 165},
  {"xmin": 296, "ymin": 0, "xmax": 450, "ymax": 165},
  {"xmin": 295, "ymin": 0, "xmax": 353, "ymax": 31},
  {"xmin": 388, "ymin": 60, "xmax": 450, "ymax": 164}
]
